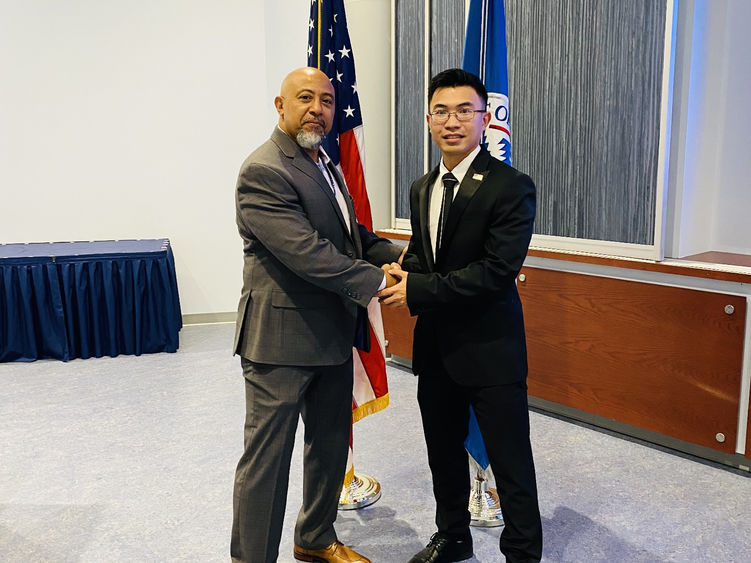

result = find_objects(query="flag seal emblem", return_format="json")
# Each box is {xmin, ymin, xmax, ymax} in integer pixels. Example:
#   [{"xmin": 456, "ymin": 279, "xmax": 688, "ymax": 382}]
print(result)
[{"xmin": 484, "ymin": 92, "xmax": 511, "ymax": 163}]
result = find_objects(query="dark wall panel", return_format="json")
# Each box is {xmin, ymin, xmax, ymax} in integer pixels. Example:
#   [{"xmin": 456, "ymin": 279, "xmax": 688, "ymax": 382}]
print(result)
[
  {"xmin": 506, "ymin": 0, "xmax": 666, "ymax": 244},
  {"xmin": 395, "ymin": 0, "xmax": 670, "ymax": 248},
  {"xmin": 428, "ymin": 0, "xmax": 466, "ymax": 170},
  {"xmin": 395, "ymin": 0, "xmax": 425, "ymax": 219}
]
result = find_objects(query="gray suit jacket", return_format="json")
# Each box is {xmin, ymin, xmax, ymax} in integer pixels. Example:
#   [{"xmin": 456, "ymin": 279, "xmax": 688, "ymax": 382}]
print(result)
[{"xmin": 234, "ymin": 127, "xmax": 401, "ymax": 366}]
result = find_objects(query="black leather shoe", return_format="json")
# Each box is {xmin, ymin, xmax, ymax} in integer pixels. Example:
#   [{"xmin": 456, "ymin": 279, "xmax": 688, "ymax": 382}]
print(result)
[{"xmin": 407, "ymin": 532, "xmax": 473, "ymax": 563}]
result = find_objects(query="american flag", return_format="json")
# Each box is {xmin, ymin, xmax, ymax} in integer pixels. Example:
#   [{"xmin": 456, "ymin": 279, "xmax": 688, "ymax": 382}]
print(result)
[{"xmin": 307, "ymin": 0, "xmax": 389, "ymax": 484}]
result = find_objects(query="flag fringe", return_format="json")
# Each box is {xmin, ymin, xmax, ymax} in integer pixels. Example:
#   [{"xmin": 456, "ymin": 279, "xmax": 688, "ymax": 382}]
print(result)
[
  {"xmin": 342, "ymin": 465, "xmax": 355, "ymax": 487},
  {"xmin": 352, "ymin": 393, "xmax": 389, "ymax": 424}
]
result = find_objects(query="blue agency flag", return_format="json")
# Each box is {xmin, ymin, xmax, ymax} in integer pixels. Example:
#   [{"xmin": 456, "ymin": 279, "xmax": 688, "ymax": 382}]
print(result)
[
  {"xmin": 461, "ymin": 0, "xmax": 512, "ymax": 470},
  {"xmin": 462, "ymin": 0, "xmax": 511, "ymax": 165}
]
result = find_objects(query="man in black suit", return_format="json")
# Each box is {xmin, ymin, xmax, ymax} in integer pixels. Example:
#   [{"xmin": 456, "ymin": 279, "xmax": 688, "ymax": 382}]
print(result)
[{"xmin": 378, "ymin": 68, "xmax": 542, "ymax": 562}]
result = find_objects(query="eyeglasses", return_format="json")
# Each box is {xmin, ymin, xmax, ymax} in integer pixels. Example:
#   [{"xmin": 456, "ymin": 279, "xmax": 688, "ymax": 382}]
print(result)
[{"xmin": 428, "ymin": 108, "xmax": 485, "ymax": 124}]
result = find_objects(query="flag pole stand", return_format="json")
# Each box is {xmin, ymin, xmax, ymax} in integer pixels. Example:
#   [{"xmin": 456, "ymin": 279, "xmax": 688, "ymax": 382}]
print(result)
[
  {"xmin": 468, "ymin": 456, "xmax": 504, "ymax": 527},
  {"xmin": 338, "ymin": 470, "xmax": 381, "ymax": 510}
]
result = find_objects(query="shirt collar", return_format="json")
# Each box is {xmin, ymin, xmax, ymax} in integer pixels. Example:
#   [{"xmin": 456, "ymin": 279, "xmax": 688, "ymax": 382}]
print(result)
[
  {"xmin": 439, "ymin": 145, "xmax": 481, "ymax": 185},
  {"xmin": 318, "ymin": 147, "xmax": 332, "ymax": 167}
]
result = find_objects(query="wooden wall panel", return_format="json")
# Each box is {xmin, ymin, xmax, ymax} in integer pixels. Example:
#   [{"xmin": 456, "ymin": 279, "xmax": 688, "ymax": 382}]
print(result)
[
  {"xmin": 518, "ymin": 267, "xmax": 746, "ymax": 453},
  {"xmin": 380, "ymin": 304, "xmax": 415, "ymax": 360},
  {"xmin": 747, "ymin": 380, "xmax": 751, "ymax": 459}
]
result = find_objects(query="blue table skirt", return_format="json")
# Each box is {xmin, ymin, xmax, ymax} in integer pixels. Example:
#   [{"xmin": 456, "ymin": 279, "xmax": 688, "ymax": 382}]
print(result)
[{"xmin": 0, "ymin": 240, "xmax": 182, "ymax": 362}]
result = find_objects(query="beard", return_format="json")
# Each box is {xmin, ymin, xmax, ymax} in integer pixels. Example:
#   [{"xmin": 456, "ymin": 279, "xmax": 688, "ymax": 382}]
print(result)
[{"xmin": 296, "ymin": 128, "xmax": 325, "ymax": 151}]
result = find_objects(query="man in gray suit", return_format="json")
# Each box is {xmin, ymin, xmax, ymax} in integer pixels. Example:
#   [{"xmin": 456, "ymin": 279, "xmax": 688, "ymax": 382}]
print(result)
[{"xmin": 230, "ymin": 67, "xmax": 403, "ymax": 563}]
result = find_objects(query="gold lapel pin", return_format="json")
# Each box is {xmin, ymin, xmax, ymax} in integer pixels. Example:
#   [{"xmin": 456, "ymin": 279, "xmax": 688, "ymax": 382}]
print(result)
[{"xmin": 472, "ymin": 173, "xmax": 484, "ymax": 181}]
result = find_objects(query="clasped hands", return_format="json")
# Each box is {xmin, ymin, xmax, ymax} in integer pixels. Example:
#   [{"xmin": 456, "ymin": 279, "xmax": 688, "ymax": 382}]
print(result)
[{"xmin": 377, "ymin": 263, "xmax": 408, "ymax": 308}]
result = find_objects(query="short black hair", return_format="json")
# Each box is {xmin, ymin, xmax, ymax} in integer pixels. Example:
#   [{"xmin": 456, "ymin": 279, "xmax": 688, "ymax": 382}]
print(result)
[{"xmin": 428, "ymin": 68, "xmax": 488, "ymax": 108}]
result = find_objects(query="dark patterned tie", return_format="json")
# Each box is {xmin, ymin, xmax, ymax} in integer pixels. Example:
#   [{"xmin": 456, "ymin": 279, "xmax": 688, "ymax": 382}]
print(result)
[{"xmin": 437, "ymin": 172, "xmax": 458, "ymax": 252}]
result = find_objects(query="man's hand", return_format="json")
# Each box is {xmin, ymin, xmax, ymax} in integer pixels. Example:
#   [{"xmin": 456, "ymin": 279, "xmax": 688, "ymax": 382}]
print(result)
[
  {"xmin": 397, "ymin": 246, "xmax": 408, "ymax": 265},
  {"xmin": 376, "ymin": 264, "xmax": 408, "ymax": 308},
  {"xmin": 381, "ymin": 264, "xmax": 398, "ymax": 288}
]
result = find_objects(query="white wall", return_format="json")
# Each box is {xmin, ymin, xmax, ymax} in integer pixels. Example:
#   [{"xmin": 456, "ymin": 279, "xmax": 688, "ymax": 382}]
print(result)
[
  {"xmin": 0, "ymin": 0, "xmax": 393, "ymax": 315},
  {"xmin": 2, "ymin": 0, "xmax": 744, "ymax": 317},
  {"xmin": 345, "ymin": 0, "xmax": 393, "ymax": 228},
  {"xmin": 666, "ymin": 0, "xmax": 751, "ymax": 258},
  {"xmin": 711, "ymin": 0, "xmax": 751, "ymax": 255}
]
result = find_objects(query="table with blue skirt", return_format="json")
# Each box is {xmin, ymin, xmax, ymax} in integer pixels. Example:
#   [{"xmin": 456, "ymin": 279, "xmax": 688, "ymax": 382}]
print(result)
[{"xmin": 0, "ymin": 239, "xmax": 182, "ymax": 362}]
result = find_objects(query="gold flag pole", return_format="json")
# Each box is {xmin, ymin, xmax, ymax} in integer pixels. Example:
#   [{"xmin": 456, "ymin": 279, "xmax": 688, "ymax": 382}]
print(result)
[{"xmin": 338, "ymin": 467, "xmax": 381, "ymax": 510}]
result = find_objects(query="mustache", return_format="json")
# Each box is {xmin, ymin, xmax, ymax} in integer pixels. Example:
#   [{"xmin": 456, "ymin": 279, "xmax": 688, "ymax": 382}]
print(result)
[{"xmin": 302, "ymin": 118, "xmax": 325, "ymax": 127}]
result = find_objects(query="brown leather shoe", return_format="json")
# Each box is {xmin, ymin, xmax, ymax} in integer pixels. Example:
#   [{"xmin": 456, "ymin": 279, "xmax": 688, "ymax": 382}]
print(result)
[{"xmin": 293, "ymin": 540, "xmax": 371, "ymax": 563}]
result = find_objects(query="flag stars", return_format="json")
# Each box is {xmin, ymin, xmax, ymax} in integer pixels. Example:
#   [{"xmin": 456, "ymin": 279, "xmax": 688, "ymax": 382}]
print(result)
[
  {"xmin": 309, "ymin": 18, "xmax": 314, "ymax": 31},
  {"xmin": 344, "ymin": 106, "xmax": 355, "ymax": 118},
  {"xmin": 351, "ymin": 83, "xmax": 357, "ymax": 94},
  {"xmin": 339, "ymin": 45, "xmax": 351, "ymax": 59},
  {"xmin": 329, "ymin": 26, "xmax": 333, "ymax": 36},
  {"xmin": 307, "ymin": 45, "xmax": 313, "ymax": 57},
  {"xmin": 336, "ymin": 70, "xmax": 343, "ymax": 82},
  {"xmin": 325, "ymin": 50, "xmax": 335, "ymax": 63},
  {"xmin": 334, "ymin": 13, "xmax": 338, "ymax": 22}
]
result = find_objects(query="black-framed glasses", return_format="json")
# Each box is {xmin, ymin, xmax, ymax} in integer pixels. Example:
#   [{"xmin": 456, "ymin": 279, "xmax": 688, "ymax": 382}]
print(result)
[{"xmin": 428, "ymin": 108, "xmax": 485, "ymax": 124}]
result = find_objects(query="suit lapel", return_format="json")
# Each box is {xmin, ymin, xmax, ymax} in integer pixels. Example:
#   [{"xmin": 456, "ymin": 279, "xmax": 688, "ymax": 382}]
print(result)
[
  {"xmin": 273, "ymin": 128, "xmax": 327, "ymax": 191},
  {"xmin": 418, "ymin": 169, "xmax": 438, "ymax": 270},
  {"xmin": 272, "ymin": 128, "xmax": 354, "ymax": 241},
  {"xmin": 327, "ymin": 163, "xmax": 360, "ymax": 251},
  {"xmin": 291, "ymin": 154, "xmax": 340, "ymax": 215},
  {"xmin": 437, "ymin": 149, "xmax": 491, "ymax": 262}
]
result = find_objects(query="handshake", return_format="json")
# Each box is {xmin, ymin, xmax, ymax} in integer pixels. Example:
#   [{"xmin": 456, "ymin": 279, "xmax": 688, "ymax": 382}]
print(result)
[{"xmin": 377, "ymin": 262, "xmax": 407, "ymax": 308}]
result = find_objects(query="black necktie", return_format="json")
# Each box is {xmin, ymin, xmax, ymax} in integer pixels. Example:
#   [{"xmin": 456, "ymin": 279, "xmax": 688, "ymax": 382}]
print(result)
[{"xmin": 437, "ymin": 172, "xmax": 458, "ymax": 252}]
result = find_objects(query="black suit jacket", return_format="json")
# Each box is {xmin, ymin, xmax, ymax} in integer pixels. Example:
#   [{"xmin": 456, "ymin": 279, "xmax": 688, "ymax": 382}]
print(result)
[{"xmin": 402, "ymin": 147, "xmax": 536, "ymax": 386}]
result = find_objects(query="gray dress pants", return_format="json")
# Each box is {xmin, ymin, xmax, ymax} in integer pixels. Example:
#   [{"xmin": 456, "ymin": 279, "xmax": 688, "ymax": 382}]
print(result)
[{"xmin": 231, "ymin": 356, "xmax": 353, "ymax": 563}]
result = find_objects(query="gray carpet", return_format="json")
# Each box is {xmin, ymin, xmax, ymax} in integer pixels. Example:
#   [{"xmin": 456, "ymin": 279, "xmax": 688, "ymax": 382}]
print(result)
[{"xmin": 2, "ymin": 323, "xmax": 750, "ymax": 562}]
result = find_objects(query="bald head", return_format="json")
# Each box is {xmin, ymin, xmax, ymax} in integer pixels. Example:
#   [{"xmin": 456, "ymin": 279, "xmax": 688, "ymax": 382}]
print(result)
[
  {"xmin": 275, "ymin": 67, "xmax": 335, "ymax": 160},
  {"xmin": 279, "ymin": 67, "xmax": 334, "ymax": 98}
]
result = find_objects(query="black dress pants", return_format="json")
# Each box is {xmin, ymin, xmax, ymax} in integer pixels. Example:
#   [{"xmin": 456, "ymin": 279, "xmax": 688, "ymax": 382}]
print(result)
[{"xmin": 416, "ymin": 365, "xmax": 543, "ymax": 562}]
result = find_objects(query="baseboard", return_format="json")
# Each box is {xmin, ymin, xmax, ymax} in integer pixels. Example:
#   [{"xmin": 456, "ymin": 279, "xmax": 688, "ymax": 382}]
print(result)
[
  {"xmin": 182, "ymin": 312, "xmax": 236, "ymax": 325},
  {"xmin": 529, "ymin": 396, "xmax": 751, "ymax": 474},
  {"xmin": 387, "ymin": 355, "xmax": 412, "ymax": 369}
]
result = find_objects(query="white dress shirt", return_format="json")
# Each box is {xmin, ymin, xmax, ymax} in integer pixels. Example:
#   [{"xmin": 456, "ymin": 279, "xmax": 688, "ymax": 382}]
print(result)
[
  {"xmin": 317, "ymin": 148, "xmax": 387, "ymax": 290},
  {"xmin": 429, "ymin": 145, "xmax": 481, "ymax": 258},
  {"xmin": 316, "ymin": 150, "xmax": 351, "ymax": 234}
]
